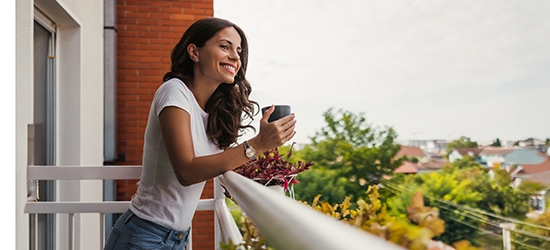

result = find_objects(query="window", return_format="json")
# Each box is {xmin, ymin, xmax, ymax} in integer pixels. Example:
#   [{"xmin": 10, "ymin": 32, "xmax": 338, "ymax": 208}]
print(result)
[{"xmin": 31, "ymin": 8, "xmax": 56, "ymax": 250}]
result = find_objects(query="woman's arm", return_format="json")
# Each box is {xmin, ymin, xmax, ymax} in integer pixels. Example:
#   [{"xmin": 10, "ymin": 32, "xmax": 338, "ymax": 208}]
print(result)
[{"xmin": 159, "ymin": 105, "xmax": 296, "ymax": 186}]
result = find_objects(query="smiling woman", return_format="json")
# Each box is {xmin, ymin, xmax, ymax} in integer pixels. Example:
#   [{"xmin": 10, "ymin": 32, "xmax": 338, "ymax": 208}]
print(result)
[{"xmin": 103, "ymin": 17, "xmax": 297, "ymax": 250}]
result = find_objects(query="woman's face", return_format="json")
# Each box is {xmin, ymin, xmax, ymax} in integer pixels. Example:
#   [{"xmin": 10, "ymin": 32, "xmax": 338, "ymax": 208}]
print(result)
[{"xmin": 194, "ymin": 27, "xmax": 242, "ymax": 85}]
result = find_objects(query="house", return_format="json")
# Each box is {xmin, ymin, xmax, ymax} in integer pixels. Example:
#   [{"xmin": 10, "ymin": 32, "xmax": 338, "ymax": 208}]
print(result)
[
  {"xmin": 517, "ymin": 138, "xmax": 548, "ymax": 154},
  {"xmin": 509, "ymin": 157, "xmax": 550, "ymax": 214},
  {"xmin": 511, "ymin": 158, "xmax": 550, "ymax": 187},
  {"xmin": 395, "ymin": 145, "xmax": 429, "ymax": 163},
  {"xmin": 401, "ymin": 139, "xmax": 448, "ymax": 154},
  {"xmin": 448, "ymin": 148, "xmax": 483, "ymax": 164},
  {"xmin": 479, "ymin": 147, "xmax": 516, "ymax": 168},
  {"xmin": 393, "ymin": 146, "xmax": 447, "ymax": 174}
]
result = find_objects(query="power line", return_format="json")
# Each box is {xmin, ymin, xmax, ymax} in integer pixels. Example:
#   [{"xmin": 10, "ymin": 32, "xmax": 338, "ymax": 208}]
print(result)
[
  {"xmin": 383, "ymin": 181, "xmax": 550, "ymax": 249},
  {"xmin": 381, "ymin": 181, "xmax": 550, "ymax": 232},
  {"xmin": 442, "ymin": 213, "xmax": 545, "ymax": 250},
  {"xmin": 434, "ymin": 200, "xmax": 550, "ymax": 243}
]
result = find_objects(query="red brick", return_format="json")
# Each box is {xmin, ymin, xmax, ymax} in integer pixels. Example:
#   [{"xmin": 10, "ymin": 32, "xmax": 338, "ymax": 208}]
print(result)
[
  {"xmin": 171, "ymin": 14, "xmax": 194, "ymax": 20},
  {"xmin": 137, "ymin": 31, "xmax": 161, "ymax": 38},
  {"xmin": 171, "ymin": 2, "xmax": 193, "ymax": 8},
  {"xmin": 126, "ymin": 24, "xmax": 149, "ymax": 32},
  {"xmin": 161, "ymin": 7, "xmax": 184, "ymax": 14},
  {"xmin": 126, "ymin": 63, "xmax": 152, "ymax": 70},
  {"xmin": 137, "ymin": 19, "xmax": 161, "ymax": 26},
  {"xmin": 137, "ymin": 7, "xmax": 161, "ymax": 13},
  {"xmin": 194, "ymin": 3, "xmax": 213, "ymax": 9},
  {"xmin": 150, "ymin": 1, "xmax": 170, "ymax": 7},
  {"xmin": 183, "ymin": 9, "xmax": 205, "ymax": 15},
  {"xmin": 126, "ymin": 12, "xmax": 148, "ymax": 19},
  {"xmin": 127, "ymin": 37, "xmax": 150, "ymax": 44},
  {"xmin": 139, "ymin": 57, "xmax": 162, "ymax": 63}
]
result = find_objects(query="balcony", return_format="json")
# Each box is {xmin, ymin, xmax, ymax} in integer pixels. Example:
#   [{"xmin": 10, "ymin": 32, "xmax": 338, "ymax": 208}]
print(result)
[{"xmin": 25, "ymin": 165, "xmax": 405, "ymax": 250}]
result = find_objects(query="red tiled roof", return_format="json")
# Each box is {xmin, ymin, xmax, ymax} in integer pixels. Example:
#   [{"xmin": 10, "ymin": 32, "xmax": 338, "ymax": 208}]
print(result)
[
  {"xmin": 396, "ymin": 145, "xmax": 427, "ymax": 158},
  {"xmin": 517, "ymin": 159, "xmax": 550, "ymax": 175},
  {"xmin": 480, "ymin": 147, "xmax": 516, "ymax": 156},
  {"xmin": 525, "ymin": 171, "xmax": 550, "ymax": 185},
  {"xmin": 537, "ymin": 151, "xmax": 550, "ymax": 160},
  {"xmin": 394, "ymin": 161, "xmax": 418, "ymax": 174},
  {"xmin": 418, "ymin": 159, "xmax": 448, "ymax": 170},
  {"xmin": 453, "ymin": 148, "xmax": 482, "ymax": 157}
]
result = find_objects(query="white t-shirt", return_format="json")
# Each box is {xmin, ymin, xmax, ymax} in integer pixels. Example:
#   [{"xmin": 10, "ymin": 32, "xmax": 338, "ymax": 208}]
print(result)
[{"xmin": 129, "ymin": 78, "xmax": 222, "ymax": 231}]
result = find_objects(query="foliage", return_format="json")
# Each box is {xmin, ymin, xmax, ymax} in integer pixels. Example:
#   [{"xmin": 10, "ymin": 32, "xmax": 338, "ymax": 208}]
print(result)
[
  {"xmin": 221, "ymin": 185, "xmax": 472, "ymax": 250},
  {"xmin": 490, "ymin": 138, "xmax": 502, "ymax": 147},
  {"xmin": 453, "ymin": 167, "xmax": 529, "ymax": 220},
  {"xmin": 517, "ymin": 180, "xmax": 548, "ymax": 195},
  {"xmin": 385, "ymin": 170, "xmax": 485, "ymax": 245},
  {"xmin": 445, "ymin": 136, "xmax": 478, "ymax": 157},
  {"xmin": 294, "ymin": 167, "xmax": 348, "ymax": 206},
  {"xmin": 385, "ymin": 160, "xmax": 532, "ymax": 246},
  {"xmin": 446, "ymin": 156, "xmax": 481, "ymax": 169},
  {"xmin": 234, "ymin": 144, "xmax": 313, "ymax": 190},
  {"xmin": 512, "ymin": 209, "xmax": 550, "ymax": 250},
  {"xmin": 298, "ymin": 108, "xmax": 402, "ymax": 202}
]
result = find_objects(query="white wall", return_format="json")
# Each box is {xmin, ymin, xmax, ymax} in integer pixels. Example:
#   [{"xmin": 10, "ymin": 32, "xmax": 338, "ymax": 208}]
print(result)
[
  {"xmin": 16, "ymin": 0, "xmax": 104, "ymax": 249},
  {"xmin": 448, "ymin": 150, "xmax": 462, "ymax": 163}
]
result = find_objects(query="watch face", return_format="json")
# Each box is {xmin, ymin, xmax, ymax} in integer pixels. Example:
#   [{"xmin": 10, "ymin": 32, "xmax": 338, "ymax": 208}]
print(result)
[{"xmin": 246, "ymin": 148, "xmax": 256, "ymax": 159}]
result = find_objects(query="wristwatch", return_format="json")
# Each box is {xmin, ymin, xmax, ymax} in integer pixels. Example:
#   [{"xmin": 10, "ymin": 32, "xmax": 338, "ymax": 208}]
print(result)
[{"xmin": 243, "ymin": 140, "xmax": 257, "ymax": 160}]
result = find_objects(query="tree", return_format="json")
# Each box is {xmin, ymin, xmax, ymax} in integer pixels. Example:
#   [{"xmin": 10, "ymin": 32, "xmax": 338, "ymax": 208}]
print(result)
[
  {"xmin": 490, "ymin": 138, "xmax": 502, "ymax": 147},
  {"xmin": 384, "ymin": 171, "xmax": 485, "ymax": 245},
  {"xmin": 512, "ymin": 209, "xmax": 550, "ymax": 250},
  {"xmin": 384, "ymin": 160, "xmax": 531, "ymax": 246},
  {"xmin": 294, "ymin": 167, "xmax": 348, "ymax": 206},
  {"xmin": 298, "ymin": 108, "xmax": 402, "ymax": 202}
]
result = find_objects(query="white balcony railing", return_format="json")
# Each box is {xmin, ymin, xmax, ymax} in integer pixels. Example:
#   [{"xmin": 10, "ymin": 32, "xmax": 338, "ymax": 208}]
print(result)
[{"xmin": 25, "ymin": 165, "xmax": 405, "ymax": 250}]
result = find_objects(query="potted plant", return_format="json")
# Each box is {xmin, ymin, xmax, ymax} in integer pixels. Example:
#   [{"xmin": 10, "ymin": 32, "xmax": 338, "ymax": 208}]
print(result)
[{"xmin": 233, "ymin": 143, "xmax": 313, "ymax": 196}]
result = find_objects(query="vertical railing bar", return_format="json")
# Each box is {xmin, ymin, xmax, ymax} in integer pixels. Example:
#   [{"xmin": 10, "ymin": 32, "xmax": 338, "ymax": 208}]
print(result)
[
  {"xmin": 29, "ymin": 213, "xmax": 37, "ymax": 250},
  {"xmin": 68, "ymin": 213, "xmax": 74, "ymax": 250},
  {"xmin": 214, "ymin": 177, "xmax": 221, "ymax": 250},
  {"xmin": 187, "ymin": 227, "xmax": 193, "ymax": 250},
  {"xmin": 100, "ymin": 213, "xmax": 105, "ymax": 249}
]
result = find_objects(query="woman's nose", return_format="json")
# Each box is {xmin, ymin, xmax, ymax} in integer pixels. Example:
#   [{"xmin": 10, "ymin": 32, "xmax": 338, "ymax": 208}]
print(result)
[{"xmin": 229, "ymin": 50, "xmax": 240, "ymax": 61}]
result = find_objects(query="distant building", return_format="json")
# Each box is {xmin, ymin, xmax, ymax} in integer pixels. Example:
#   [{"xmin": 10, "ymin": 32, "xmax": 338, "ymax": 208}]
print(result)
[
  {"xmin": 401, "ymin": 139, "xmax": 448, "ymax": 154},
  {"xmin": 393, "ymin": 145, "xmax": 447, "ymax": 174},
  {"xmin": 478, "ymin": 147, "xmax": 545, "ymax": 169},
  {"xmin": 448, "ymin": 148, "xmax": 483, "ymax": 163},
  {"xmin": 395, "ymin": 145, "xmax": 429, "ymax": 163},
  {"xmin": 517, "ymin": 138, "xmax": 548, "ymax": 154}
]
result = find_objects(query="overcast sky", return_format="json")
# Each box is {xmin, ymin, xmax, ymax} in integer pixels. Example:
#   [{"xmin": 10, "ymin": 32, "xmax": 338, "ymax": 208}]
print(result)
[{"xmin": 214, "ymin": 0, "xmax": 550, "ymax": 145}]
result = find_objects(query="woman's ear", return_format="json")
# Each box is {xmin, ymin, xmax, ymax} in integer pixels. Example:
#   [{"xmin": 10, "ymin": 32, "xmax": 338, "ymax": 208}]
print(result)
[{"xmin": 187, "ymin": 44, "xmax": 199, "ymax": 63}]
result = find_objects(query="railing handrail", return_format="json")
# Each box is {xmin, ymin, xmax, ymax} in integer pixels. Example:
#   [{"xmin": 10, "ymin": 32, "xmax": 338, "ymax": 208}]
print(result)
[
  {"xmin": 24, "ymin": 200, "xmax": 215, "ymax": 214},
  {"xmin": 219, "ymin": 171, "xmax": 405, "ymax": 250},
  {"xmin": 26, "ymin": 165, "xmax": 143, "ymax": 180}
]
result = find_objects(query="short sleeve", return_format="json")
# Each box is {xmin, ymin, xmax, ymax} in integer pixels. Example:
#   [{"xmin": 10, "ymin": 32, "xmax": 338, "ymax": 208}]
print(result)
[{"xmin": 153, "ymin": 78, "xmax": 192, "ymax": 117}]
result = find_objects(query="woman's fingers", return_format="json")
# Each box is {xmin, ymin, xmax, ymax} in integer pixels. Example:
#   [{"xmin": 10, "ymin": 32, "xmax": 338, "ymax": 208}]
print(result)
[
  {"xmin": 255, "ymin": 112, "xmax": 297, "ymax": 149},
  {"xmin": 261, "ymin": 105, "xmax": 275, "ymax": 122}
]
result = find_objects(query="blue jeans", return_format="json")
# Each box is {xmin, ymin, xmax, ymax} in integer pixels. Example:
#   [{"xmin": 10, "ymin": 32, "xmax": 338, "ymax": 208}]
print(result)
[{"xmin": 104, "ymin": 209, "xmax": 190, "ymax": 250}]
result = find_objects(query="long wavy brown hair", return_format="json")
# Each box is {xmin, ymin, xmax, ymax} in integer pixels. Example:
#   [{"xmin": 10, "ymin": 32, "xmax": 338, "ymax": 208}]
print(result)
[{"xmin": 163, "ymin": 18, "xmax": 258, "ymax": 149}]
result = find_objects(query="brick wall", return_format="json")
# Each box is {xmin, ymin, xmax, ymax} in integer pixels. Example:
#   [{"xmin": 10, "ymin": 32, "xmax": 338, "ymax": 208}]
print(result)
[{"xmin": 115, "ymin": 0, "xmax": 215, "ymax": 249}]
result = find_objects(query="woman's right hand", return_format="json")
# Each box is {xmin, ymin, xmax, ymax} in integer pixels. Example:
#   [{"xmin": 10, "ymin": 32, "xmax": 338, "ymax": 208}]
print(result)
[{"xmin": 249, "ymin": 105, "xmax": 296, "ymax": 153}]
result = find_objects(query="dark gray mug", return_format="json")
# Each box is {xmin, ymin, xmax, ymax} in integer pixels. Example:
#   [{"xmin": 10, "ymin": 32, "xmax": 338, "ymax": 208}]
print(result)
[{"xmin": 261, "ymin": 105, "xmax": 291, "ymax": 122}]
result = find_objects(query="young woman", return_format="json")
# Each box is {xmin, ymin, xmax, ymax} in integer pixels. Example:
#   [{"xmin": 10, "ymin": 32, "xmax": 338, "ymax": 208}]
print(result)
[{"xmin": 104, "ymin": 17, "xmax": 296, "ymax": 250}]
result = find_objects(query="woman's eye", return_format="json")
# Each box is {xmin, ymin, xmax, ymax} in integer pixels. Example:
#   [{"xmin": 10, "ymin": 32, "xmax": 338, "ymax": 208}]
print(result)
[{"xmin": 220, "ymin": 45, "xmax": 228, "ymax": 50}]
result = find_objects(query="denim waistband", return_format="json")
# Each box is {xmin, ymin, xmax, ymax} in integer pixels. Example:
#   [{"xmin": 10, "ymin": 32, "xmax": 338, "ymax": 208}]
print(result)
[{"xmin": 122, "ymin": 209, "xmax": 190, "ymax": 243}]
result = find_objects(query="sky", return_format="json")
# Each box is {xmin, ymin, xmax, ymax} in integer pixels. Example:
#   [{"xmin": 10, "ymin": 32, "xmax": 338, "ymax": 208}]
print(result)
[{"xmin": 215, "ymin": 0, "xmax": 550, "ymax": 145}]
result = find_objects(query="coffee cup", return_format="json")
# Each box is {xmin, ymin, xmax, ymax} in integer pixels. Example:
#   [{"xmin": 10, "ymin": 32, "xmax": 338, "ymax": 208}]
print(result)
[{"xmin": 261, "ymin": 105, "xmax": 291, "ymax": 122}]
